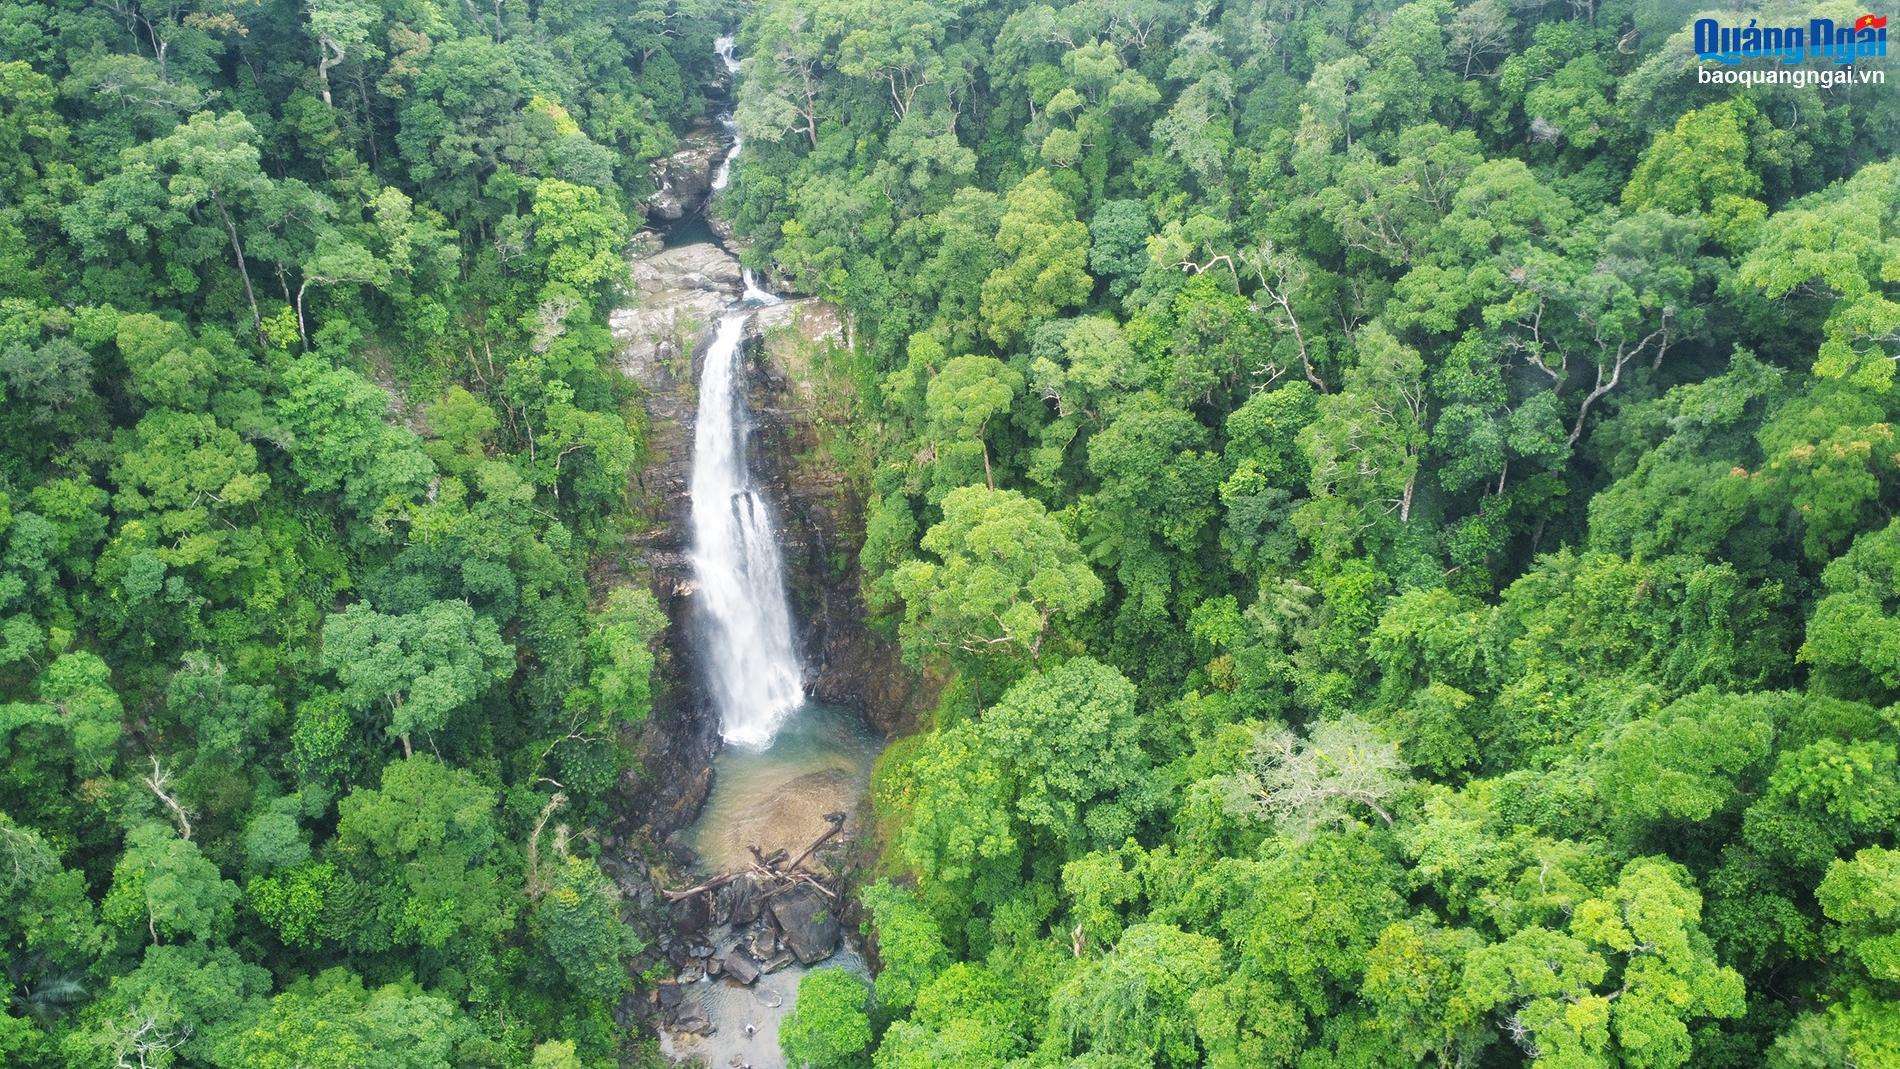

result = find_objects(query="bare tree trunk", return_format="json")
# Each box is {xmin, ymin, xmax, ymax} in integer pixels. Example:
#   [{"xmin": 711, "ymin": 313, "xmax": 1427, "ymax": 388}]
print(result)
[
  {"xmin": 135, "ymin": 13, "xmax": 171, "ymax": 83},
  {"xmin": 781, "ymin": 811, "xmax": 846, "ymax": 873},
  {"xmin": 209, "ymin": 195, "xmax": 263, "ymax": 339},
  {"xmin": 525, "ymin": 791, "xmax": 567, "ymax": 898},
  {"xmin": 144, "ymin": 756, "xmax": 192, "ymax": 840},
  {"xmin": 355, "ymin": 75, "xmax": 381, "ymax": 166},
  {"xmin": 1569, "ymin": 366, "xmax": 1621, "ymax": 446},
  {"xmin": 1570, "ymin": 325, "xmax": 1667, "ymax": 446},
  {"xmin": 800, "ymin": 65, "xmax": 820, "ymax": 149},
  {"xmin": 1248, "ymin": 245, "xmax": 1327, "ymax": 392},
  {"xmin": 316, "ymin": 35, "xmax": 344, "ymax": 107}
]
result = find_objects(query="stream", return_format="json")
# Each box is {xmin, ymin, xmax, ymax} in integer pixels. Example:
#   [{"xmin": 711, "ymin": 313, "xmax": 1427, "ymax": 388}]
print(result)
[
  {"xmin": 655, "ymin": 35, "xmax": 881, "ymax": 1069},
  {"xmin": 663, "ymin": 703, "xmax": 879, "ymax": 1069}
]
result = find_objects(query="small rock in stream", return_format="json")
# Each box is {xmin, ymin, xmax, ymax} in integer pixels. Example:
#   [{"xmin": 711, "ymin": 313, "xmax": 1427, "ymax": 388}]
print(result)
[
  {"xmin": 674, "ymin": 1011, "xmax": 714, "ymax": 1036},
  {"xmin": 745, "ymin": 924, "xmax": 778, "ymax": 961}
]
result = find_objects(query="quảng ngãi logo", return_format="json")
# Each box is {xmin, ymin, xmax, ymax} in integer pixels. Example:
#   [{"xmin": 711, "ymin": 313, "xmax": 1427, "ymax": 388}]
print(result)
[{"xmin": 1693, "ymin": 13, "xmax": 1888, "ymax": 64}]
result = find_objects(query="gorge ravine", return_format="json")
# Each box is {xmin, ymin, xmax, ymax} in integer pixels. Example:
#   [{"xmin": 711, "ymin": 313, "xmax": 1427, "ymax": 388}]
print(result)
[{"xmin": 604, "ymin": 33, "xmax": 922, "ymax": 1068}]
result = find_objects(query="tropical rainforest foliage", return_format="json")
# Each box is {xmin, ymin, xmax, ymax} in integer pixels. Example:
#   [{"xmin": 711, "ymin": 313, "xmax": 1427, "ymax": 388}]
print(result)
[
  {"xmin": 6, "ymin": 0, "xmax": 1900, "ymax": 1066},
  {"xmin": 713, "ymin": 0, "xmax": 1900, "ymax": 1066},
  {"xmin": 0, "ymin": 1, "xmax": 711, "ymax": 1065}
]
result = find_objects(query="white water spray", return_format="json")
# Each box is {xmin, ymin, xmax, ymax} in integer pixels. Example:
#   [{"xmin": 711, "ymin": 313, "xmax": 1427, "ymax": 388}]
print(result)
[{"xmin": 688, "ymin": 37, "xmax": 804, "ymax": 748}]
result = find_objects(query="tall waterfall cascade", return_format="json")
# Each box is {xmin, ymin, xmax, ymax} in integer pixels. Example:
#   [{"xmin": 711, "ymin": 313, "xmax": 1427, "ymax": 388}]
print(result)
[{"xmin": 687, "ymin": 36, "xmax": 805, "ymax": 748}]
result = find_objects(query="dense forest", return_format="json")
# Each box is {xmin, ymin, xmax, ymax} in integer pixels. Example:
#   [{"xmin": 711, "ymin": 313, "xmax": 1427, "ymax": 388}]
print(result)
[
  {"xmin": 0, "ymin": 1, "xmax": 718, "ymax": 1066},
  {"xmin": 2, "ymin": 0, "xmax": 1898, "ymax": 1068},
  {"xmin": 713, "ymin": 0, "xmax": 1900, "ymax": 1067}
]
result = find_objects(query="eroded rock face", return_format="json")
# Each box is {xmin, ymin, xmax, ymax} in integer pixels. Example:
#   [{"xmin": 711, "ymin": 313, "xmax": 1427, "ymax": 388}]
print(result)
[
  {"xmin": 613, "ymin": 242, "xmax": 742, "ymax": 373},
  {"xmin": 611, "ymin": 241, "xmax": 744, "ymax": 593},
  {"xmin": 647, "ymin": 125, "xmax": 728, "ymax": 222},
  {"xmin": 744, "ymin": 304, "xmax": 938, "ymax": 735}
]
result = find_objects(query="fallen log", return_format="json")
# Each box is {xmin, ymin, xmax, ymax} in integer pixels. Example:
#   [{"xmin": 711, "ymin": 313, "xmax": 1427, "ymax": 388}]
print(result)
[
  {"xmin": 782, "ymin": 811, "xmax": 847, "ymax": 874},
  {"xmin": 662, "ymin": 814, "xmax": 847, "ymax": 901},
  {"xmin": 662, "ymin": 870, "xmax": 744, "ymax": 902}
]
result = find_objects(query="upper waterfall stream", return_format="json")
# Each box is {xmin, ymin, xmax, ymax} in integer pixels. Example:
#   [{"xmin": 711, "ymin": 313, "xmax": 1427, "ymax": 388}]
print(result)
[{"xmin": 687, "ymin": 36, "xmax": 805, "ymax": 749}]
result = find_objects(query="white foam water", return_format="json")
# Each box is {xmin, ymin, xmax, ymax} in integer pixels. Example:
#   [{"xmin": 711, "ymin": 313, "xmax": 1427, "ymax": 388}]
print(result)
[{"xmin": 687, "ymin": 138, "xmax": 804, "ymax": 745}]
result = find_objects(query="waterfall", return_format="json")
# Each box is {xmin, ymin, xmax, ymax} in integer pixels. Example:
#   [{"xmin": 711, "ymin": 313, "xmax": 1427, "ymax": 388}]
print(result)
[
  {"xmin": 709, "ymin": 37, "xmax": 741, "ymax": 192},
  {"xmin": 688, "ymin": 37, "xmax": 805, "ymax": 749}
]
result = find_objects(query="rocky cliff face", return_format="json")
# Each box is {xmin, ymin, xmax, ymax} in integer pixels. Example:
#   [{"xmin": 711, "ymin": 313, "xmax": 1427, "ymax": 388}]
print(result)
[
  {"xmin": 743, "ymin": 303, "xmax": 936, "ymax": 735},
  {"xmin": 645, "ymin": 125, "xmax": 727, "ymax": 224},
  {"xmin": 607, "ymin": 240, "xmax": 742, "ymax": 842},
  {"xmin": 612, "ymin": 239, "xmax": 742, "ymax": 594}
]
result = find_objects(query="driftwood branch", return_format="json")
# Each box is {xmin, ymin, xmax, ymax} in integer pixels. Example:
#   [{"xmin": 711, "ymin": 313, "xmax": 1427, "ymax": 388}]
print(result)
[
  {"xmin": 783, "ymin": 811, "xmax": 846, "ymax": 874},
  {"xmin": 782, "ymin": 872, "xmax": 837, "ymax": 899},
  {"xmin": 663, "ymin": 812, "xmax": 847, "ymax": 902},
  {"xmin": 662, "ymin": 870, "xmax": 745, "ymax": 902}
]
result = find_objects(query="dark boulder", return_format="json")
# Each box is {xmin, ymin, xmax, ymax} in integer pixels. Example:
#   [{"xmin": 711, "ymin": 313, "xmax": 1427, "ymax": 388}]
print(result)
[
  {"xmin": 721, "ymin": 949, "xmax": 761, "ymax": 985},
  {"xmin": 670, "ymin": 891, "xmax": 710, "ymax": 938},
  {"xmin": 767, "ymin": 884, "xmax": 840, "ymax": 965},
  {"xmin": 729, "ymin": 874, "xmax": 767, "ymax": 925}
]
